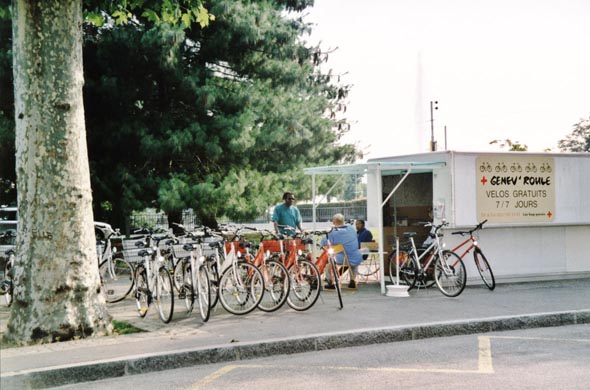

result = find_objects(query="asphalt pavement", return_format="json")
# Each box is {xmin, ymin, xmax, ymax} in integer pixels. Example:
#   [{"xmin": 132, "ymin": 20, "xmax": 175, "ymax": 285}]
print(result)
[{"xmin": 1, "ymin": 278, "xmax": 589, "ymax": 389}]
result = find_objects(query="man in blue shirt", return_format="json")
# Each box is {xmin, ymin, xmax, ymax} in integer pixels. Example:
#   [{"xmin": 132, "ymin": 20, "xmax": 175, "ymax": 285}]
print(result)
[
  {"xmin": 272, "ymin": 192, "xmax": 303, "ymax": 237},
  {"xmin": 322, "ymin": 213, "xmax": 363, "ymax": 289}
]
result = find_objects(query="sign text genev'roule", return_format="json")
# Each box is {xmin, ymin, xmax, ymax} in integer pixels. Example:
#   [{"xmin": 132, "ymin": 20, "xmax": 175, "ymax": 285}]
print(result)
[{"xmin": 476, "ymin": 156, "xmax": 555, "ymax": 223}]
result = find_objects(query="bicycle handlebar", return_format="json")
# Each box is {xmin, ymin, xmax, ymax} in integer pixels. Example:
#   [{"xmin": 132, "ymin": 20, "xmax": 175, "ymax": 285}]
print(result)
[{"xmin": 451, "ymin": 219, "xmax": 488, "ymax": 236}]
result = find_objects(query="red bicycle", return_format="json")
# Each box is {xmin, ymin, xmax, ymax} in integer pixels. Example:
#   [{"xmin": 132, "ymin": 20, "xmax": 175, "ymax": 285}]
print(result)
[{"xmin": 450, "ymin": 220, "xmax": 495, "ymax": 290}]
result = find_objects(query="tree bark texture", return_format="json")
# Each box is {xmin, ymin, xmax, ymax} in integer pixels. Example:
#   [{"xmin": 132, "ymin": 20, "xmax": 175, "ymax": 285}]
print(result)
[{"xmin": 6, "ymin": 0, "xmax": 112, "ymax": 345}]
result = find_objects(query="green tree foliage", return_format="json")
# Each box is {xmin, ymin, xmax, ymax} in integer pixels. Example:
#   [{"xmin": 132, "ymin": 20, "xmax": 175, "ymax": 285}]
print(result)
[
  {"xmin": 558, "ymin": 116, "xmax": 590, "ymax": 152},
  {"xmin": 489, "ymin": 139, "xmax": 528, "ymax": 152},
  {"xmin": 84, "ymin": 0, "xmax": 359, "ymax": 228}
]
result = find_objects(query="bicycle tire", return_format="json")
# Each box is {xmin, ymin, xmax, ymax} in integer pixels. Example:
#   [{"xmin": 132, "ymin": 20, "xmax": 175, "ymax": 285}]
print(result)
[
  {"xmin": 218, "ymin": 261, "xmax": 264, "ymax": 315},
  {"xmin": 181, "ymin": 261, "xmax": 194, "ymax": 314},
  {"xmin": 99, "ymin": 258, "xmax": 134, "ymax": 303},
  {"xmin": 388, "ymin": 249, "xmax": 417, "ymax": 289},
  {"xmin": 205, "ymin": 256, "xmax": 220, "ymax": 309},
  {"xmin": 357, "ymin": 254, "xmax": 380, "ymax": 277},
  {"xmin": 286, "ymin": 258, "xmax": 321, "ymax": 311},
  {"xmin": 474, "ymin": 248, "xmax": 495, "ymax": 290},
  {"xmin": 3, "ymin": 258, "xmax": 13, "ymax": 306},
  {"xmin": 156, "ymin": 266, "xmax": 174, "ymax": 323},
  {"xmin": 134, "ymin": 266, "xmax": 149, "ymax": 317},
  {"xmin": 329, "ymin": 259, "xmax": 343, "ymax": 309},
  {"xmin": 434, "ymin": 250, "xmax": 467, "ymax": 297},
  {"xmin": 173, "ymin": 257, "xmax": 186, "ymax": 293},
  {"xmin": 196, "ymin": 263, "xmax": 211, "ymax": 322},
  {"xmin": 257, "ymin": 259, "xmax": 290, "ymax": 312}
]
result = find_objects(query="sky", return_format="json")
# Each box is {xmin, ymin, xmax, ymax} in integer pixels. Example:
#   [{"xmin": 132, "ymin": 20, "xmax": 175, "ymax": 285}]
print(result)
[{"xmin": 304, "ymin": 0, "xmax": 590, "ymax": 161}]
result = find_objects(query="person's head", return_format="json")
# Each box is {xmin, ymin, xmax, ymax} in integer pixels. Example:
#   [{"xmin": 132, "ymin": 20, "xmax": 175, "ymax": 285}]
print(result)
[
  {"xmin": 332, "ymin": 213, "xmax": 345, "ymax": 227},
  {"xmin": 355, "ymin": 219, "xmax": 365, "ymax": 231},
  {"xmin": 282, "ymin": 192, "xmax": 296, "ymax": 206}
]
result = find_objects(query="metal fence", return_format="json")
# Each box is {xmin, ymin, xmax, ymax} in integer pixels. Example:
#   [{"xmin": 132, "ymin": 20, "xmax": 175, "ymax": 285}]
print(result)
[{"xmin": 128, "ymin": 204, "xmax": 367, "ymax": 231}]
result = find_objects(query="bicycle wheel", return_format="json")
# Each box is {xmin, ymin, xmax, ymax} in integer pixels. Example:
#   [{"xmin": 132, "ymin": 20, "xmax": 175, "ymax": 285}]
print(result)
[
  {"xmin": 156, "ymin": 266, "xmax": 175, "ymax": 323},
  {"xmin": 173, "ymin": 257, "xmax": 186, "ymax": 293},
  {"xmin": 357, "ymin": 254, "xmax": 380, "ymax": 278},
  {"xmin": 134, "ymin": 266, "xmax": 149, "ymax": 317},
  {"xmin": 2, "ymin": 258, "xmax": 13, "ymax": 306},
  {"xmin": 205, "ymin": 256, "xmax": 220, "ymax": 309},
  {"xmin": 286, "ymin": 258, "xmax": 321, "ymax": 311},
  {"xmin": 257, "ymin": 259, "xmax": 290, "ymax": 312},
  {"xmin": 99, "ymin": 258, "xmax": 134, "ymax": 303},
  {"xmin": 329, "ymin": 259, "xmax": 343, "ymax": 309},
  {"xmin": 180, "ymin": 261, "xmax": 194, "ymax": 314},
  {"xmin": 196, "ymin": 264, "xmax": 211, "ymax": 322},
  {"xmin": 218, "ymin": 261, "xmax": 264, "ymax": 315},
  {"xmin": 434, "ymin": 250, "xmax": 467, "ymax": 297},
  {"xmin": 388, "ymin": 249, "xmax": 417, "ymax": 289},
  {"xmin": 474, "ymin": 248, "xmax": 495, "ymax": 290}
]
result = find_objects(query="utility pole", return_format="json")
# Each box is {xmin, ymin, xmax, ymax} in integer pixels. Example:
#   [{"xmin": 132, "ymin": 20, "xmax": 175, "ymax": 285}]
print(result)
[{"xmin": 430, "ymin": 100, "xmax": 438, "ymax": 151}]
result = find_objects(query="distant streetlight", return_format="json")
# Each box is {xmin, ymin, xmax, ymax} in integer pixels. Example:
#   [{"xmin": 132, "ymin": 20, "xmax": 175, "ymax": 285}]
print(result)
[{"xmin": 430, "ymin": 100, "xmax": 438, "ymax": 151}]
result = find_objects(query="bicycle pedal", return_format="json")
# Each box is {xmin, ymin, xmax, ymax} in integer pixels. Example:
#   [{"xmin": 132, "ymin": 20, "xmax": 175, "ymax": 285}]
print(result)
[{"xmin": 139, "ymin": 307, "xmax": 148, "ymax": 315}]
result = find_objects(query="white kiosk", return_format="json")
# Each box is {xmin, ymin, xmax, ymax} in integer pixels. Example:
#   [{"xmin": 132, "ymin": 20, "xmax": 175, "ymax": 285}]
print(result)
[{"xmin": 305, "ymin": 151, "xmax": 590, "ymax": 295}]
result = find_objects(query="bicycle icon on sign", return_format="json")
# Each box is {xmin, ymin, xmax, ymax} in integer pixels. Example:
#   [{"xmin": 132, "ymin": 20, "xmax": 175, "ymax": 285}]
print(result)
[
  {"xmin": 539, "ymin": 163, "xmax": 552, "ymax": 173},
  {"xmin": 479, "ymin": 162, "xmax": 492, "ymax": 172}
]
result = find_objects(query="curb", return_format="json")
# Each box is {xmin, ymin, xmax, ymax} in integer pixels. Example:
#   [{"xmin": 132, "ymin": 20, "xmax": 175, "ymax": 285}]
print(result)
[{"xmin": 2, "ymin": 309, "xmax": 589, "ymax": 389}]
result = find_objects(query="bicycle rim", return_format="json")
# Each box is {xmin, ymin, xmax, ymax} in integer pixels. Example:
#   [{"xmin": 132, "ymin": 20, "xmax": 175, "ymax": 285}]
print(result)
[
  {"xmin": 218, "ymin": 262, "xmax": 264, "ymax": 315},
  {"xmin": 474, "ymin": 249, "xmax": 496, "ymax": 290},
  {"xmin": 286, "ymin": 258, "xmax": 321, "ymax": 311},
  {"xmin": 173, "ymin": 258, "xmax": 186, "ymax": 293},
  {"xmin": 257, "ymin": 260, "xmax": 290, "ymax": 312},
  {"xmin": 134, "ymin": 267, "xmax": 149, "ymax": 317},
  {"xmin": 197, "ymin": 264, "xmax": 211, "ymax": 322},
  {"xmin": 156, "ymin": 267, "xmax": 174, "ymax": 323},
  {"xmin": 434, "ymin": 251, "xmax": 466, "ymax": 297},
  {"xmin": 99, "ymin": 258, "xmax": 134, "ymax": 303},
  {"xmin": 389, "ymin": 250, "xmax": 417, "ymax": 289},
  {"xmin": 357, "ymin": 255, "xmax": 379, "ymax": 277}
]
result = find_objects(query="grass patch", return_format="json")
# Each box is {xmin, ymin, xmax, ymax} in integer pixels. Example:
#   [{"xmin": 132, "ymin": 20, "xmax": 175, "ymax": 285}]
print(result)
[{"xmin": 112, "ymin": 320, "xmax": 145, "ymax": 335}]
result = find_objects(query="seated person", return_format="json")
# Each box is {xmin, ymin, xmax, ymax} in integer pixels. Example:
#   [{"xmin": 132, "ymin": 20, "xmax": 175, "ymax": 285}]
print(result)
[
  {"xmin": 322, "ymin": 213, "xmax": 363, "ymax": 289},
  {"xmin": 355, "ymin": 219, "xmax": 373, "ymax": 259}
]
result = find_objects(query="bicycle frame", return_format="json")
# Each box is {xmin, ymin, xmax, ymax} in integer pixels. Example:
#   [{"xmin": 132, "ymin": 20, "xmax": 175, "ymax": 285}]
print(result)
[
  {"xmin": 406, "ymin": 222, "xmax": 456, "ymax": 278},
  {"xmin": 451, "ymin": 234, "xmax": 477, "ymax": 260}
]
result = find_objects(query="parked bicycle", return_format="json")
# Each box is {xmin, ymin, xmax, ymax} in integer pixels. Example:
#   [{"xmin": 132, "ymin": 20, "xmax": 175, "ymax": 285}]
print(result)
[
  {"xmin": 132, "ymin": 232, "xmax": 175, "ymax": 323},
  {"xmin": 305, "ymin": 228, "xmax": 345, "ymax": 309},
  {"xmin": 96, "ymin": 223, "xmax": 134, "ymax": 303},
  {"xmin": 272, "ymin": 226, "xmax": 322, "ymax": 311},
  {"xmin": 247, "ymin": 229, "xmax": 291, "ymax": 312},
  {"xmin": 388, "ymin": 221, "xmax": 467, "ymax": 297},
  {"xmin": 174, "ymin": 235, "xmax": 212, "ymax": 322},
  {"xmin": 0, "ymin": 231, "xmax": 15, "ymax": 306},
  {"xmin": 451, "ymin": 219, "xmax": 495, "ymax": 290},
  {"xmin": 216, "ymin": 226, "xmax": 265, "ymax": 315}
]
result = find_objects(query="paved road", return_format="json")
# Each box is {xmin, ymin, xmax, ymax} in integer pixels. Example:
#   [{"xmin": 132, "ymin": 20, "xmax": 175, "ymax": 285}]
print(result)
[{"xmin": 45, "ymin": 324, "xmax": 590, "ymax": 390}]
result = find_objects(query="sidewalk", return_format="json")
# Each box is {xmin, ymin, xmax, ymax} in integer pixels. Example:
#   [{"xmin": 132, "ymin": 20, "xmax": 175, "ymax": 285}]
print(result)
[{"xmin": 1, "ymin": 278, "xmax": 589, "ymax": 389}]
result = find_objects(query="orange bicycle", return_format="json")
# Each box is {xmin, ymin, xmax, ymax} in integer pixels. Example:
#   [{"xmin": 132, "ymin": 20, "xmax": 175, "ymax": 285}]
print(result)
[
  {"xmin": 305, "ymin": 229, "xmax": 344, "ymax": 309},
  {"xmin": 244, "ymin": 229, "xmax": 291, "ymax": 312},
  {"xmin": 451, "ymin": 220, "xmax": 495, "ymax": 290},
  {"xmin": 274, "ymin": 226, "xmax": 322, "ymax": 311}
]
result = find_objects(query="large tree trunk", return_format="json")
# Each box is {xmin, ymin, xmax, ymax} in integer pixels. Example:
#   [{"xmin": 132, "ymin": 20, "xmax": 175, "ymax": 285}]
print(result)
[{"xmin": 6, "ymin": 0, "xmax": 112, "ymax": 345}]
